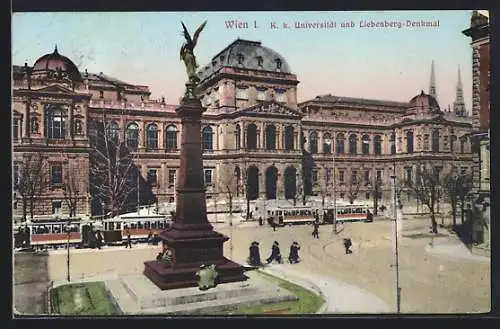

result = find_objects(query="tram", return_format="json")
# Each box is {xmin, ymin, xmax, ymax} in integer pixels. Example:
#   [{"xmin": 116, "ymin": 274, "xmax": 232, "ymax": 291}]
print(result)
[
  {"xmin": 265, "ymin": 205, "xmax": 318, "ymax": 226},
  {"xmin": 323, "ymin": 204, "xmax": 370, "ymax": 223}
]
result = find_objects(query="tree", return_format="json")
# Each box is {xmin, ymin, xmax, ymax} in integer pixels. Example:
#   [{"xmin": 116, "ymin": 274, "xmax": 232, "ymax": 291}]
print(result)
[
  {"xmin": 404, "ymin": 162, "xmax": 442, "ymax": 233},
  {"xmin": 89, "ymin": 118, "xmax": 137, "ymax": 218},
  {"xmin": 346, "ymin": 171, "xmax": 364, "ymax": 204},
  {"xmin": 371, "ymin": 178, "xmax": 383, "ymax": 215},
  {"xmin": 218, "ymin": 167, "xmax": 238, "ymax": 217},
  {"xmin": 61, "ymin": 155, "xmax": 81, "ymax": 217},
  {"xmin": 442, "ymin": 167, "xmax": 473, "ymax": 227},
  {"xmin": 15, "ymin": 153, "xmax": 49, "ymax": 220}
]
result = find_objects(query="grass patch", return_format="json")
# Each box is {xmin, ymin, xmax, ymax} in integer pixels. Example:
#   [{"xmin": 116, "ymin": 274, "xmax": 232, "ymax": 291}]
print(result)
[
  {"xmin": 224, "ymin": 271, "xmax": 324, "ymax": 315},
  {"xmin": 51, "ymin": 282, "xmax": 118, "ymax": 316}
]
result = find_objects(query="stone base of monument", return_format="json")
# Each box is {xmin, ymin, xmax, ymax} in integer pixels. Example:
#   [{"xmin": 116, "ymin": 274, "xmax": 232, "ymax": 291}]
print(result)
[{"xmin": 105, "ymin": 270, "xmax": 297, "ymax": 315}]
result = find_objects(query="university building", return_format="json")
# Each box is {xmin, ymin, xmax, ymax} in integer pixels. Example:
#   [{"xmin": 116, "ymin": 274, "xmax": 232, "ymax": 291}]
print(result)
[{"xmin": 12, "ymin": 38, "xmax": 473, "ymax": 220}]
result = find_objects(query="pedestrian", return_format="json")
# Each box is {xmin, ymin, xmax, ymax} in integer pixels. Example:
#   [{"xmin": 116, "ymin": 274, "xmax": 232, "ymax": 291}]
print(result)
[
  {"xmin": 343, "ymin": 238, "xmax": 352, "ymax": 254},
  {"xmin": 258, "ymin": 217, "xmax": 263, "ymax": 226},
  {"xmin": 312, "ymin": 220, "xmax": 320, "ymax": 239},
  {"xmin": 125, "ymin": 230, "xmax": 132, "ymax": 248},
  {"xmin": 248, "ymin": 241, "xmax": 261, "ymax": 266},
  {"xmin": 270, "ymin": 217, "xmax": 277, "ymax": 231},
  {"xmin": 96, "ymin": 230, "xmax": 103, "ymax": 250},
  {"xmin": 365, "ymin": 210, "xmax": 373, "ymax": 223},
  {"xmin": 266, "ymin": 241, "xmax": 282, "ymax": 264},
  {"xmin": 147, "ymin": 231, "xmax": 153, "ymax": 245},
  {"xmin": 288, "ymin": 241, "xmax": 301, "ymax": 264}
]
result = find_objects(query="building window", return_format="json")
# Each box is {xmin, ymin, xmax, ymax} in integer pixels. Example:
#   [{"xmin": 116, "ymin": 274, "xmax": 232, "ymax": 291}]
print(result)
[
  {"xmin": 326, "ymin": 169, "xmax": 332, "ymax": 185},
  {"xmin": 432, "ymin": 129, "xmax": 439, "ymax": 152},
  {"xmin": 275, "ymin": 58, "xmax": 282, "ymax": 70},
  {"xmin": 351, "ymin": 171, "xmax": 358, "ymax": 184},
  {"xmin": 336, "ymin": 133, "xmax": 345, "ymax": 154},
  {"xmin": 256, "ymin": 88, "xmax": 266, "ymax": 101},
  {"xmin": 312, "ymin": 170, "xmax": 318, "ymax": 185},
  {"xmin": 106, "ymin": 121, "xmax": 120, "ymax": 144},
  {"xmin": 309, "ymin": 131, "xmax": 318, "ymax": 154},
  {"xmin": 406, "ymin": 131, "xmax": 414, "ymax": 154},
  {"xmin": 237, "ymin": 54, "xmax": 244, "ymax": 65},
  {"xmin": 166, "ymin": 125, "xmax": 178, "ymax": 151},
  {"xmin": 362, "ymin": 135, "xmax": 370, "ymax": 155},
  {"xmin": 51, "ymin": 164, "xmax": 63, "ymax": 186},
  {"xmin": 13, "ymin": 119, "xmax": 19, "ymax": 139},
  {"xmin": 236, "ymin": 86, "xmax": 249, "ymax": 100},
  {"xmin": 339, "ymin": 170, "xmax": 345, "ymax": 183},
  {"xmin": 13, "ymin": 164, "xmax": 20, "ymax": 189},
  {"xmin": 30, "ymin": 117, "xmax": 39, "ymax": 134},
  {"xmin": 376, "ymin": 170, "xmax": 382, "ymax": 182},
  {"xmin": 323, "ymin": 133, "xmax": 332, "ymax": 154},
  {"xmin": 235, "ymin": 124, "xmax": 241, "ymax": 149},
  {"xmin": 460, "ymin": 138, "xmax": 466, "ymax": 153},
  {"xmin": 374, "ymin": 135, "xmax": 382, "ymax": 155},
  {"xmin": 45, "ymin": 106, "xmax": 66, "ymax": 139},
  {"xmin": 146, "ymin": 124, "xmax": 158, "ymax": 150},
  {"xmin": 247, "ymin": 124, "xmax": 258, "ymax": 150},
  {"xmin": 202, "ymin": 126, "xmax": 213, "ymax": 151},
  {"xmin": 284, "ymin": 126, "xmax": 294, "ymax": 151},
  {"xmin": 450, "ymin": 135, "xmax": 457, "ymax": 153},
  {"xmin": 364, "ymin": 170, "xmax": 370, "ymax": 185},
  {"xmin": 257, "ymin": 56, "xmax": 263, "ymax": 67},
  {"xmin": 52, "ymin": 201, "xmax": 63, "ymax": 215},
  {"xmin": 423, "ymin": 134, "xmax": 429, "ymax": 150},
  {"xmin": 168, "ymin": 170, "xmax": 176, "ymax": 187},
  {"xmin": 391, "ymin": 132, "xmax": 396, "ymax": 155},
  {"xmin": 125, "ymin": 122, "xmax": 139, "ymax": 151},
  {"xmin": 349, "ymin": 134, "xmax": 357, "ymax": 154},
  {"xmin": 265, "ymin": 125, "xmax": 276, "ymax": 150},
  {"xmin": 274, "ymin": 89, "xmax": 287, "ymax": 103},
  {"xmin": 73, "ymin": 119, "xmax": 84, "ymax": 135},
  {"xmin": 147, "ymin": 169, "xmax": 158, "ymax": 187},
  {"xmin": 204, "ymin": 169, "xmax": 213, "ymax": 186},
  {"xmin": 405, "ymin": 167, "xmax": 412, "ymax": 184}
]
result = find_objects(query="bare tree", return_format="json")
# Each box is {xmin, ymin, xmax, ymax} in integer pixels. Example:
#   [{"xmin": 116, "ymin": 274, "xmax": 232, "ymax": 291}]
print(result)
[
  {"xmin": 371, "ymin": 178, "xmax": 383, "ymax": 215},
  {"xmin": 61, "ymin": 155, "xmax": 81, "ymax": 217},
  {"xmin": 404, "ymin": 161, "xmax": 442, "ymax": 233},
  {"xmin": 218, "ymin": 167, "xmax": 238, "ymax": 217},
  {"xmin": 89, "ymin": 117, "xmax": 136, "ymax": 218},
  {"xmin": 444, "ymin": 168, "xmax": 473, "ymax": 226},
  {"xmin": 15, "ymin": 153, "xmax": 49, "ymax": 220},
  {"xmin": 346, "ymin": 171, "xmax": 364, "ymax": 204}
]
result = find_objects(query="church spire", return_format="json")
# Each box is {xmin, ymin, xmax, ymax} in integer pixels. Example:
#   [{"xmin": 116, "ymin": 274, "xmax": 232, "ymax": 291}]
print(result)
[
  {"xmin": 429, "ymin": 60, "xmax": 437, "ymax": 101},
  {"xmin": 453, "ymin": 65, "xmax": 467, "ymax": 116}
]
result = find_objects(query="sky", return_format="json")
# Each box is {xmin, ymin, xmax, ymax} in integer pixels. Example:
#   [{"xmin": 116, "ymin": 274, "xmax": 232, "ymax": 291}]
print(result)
[{"xmin": 12, "ymin": 11, "xmax": 474, "ymax": 111}]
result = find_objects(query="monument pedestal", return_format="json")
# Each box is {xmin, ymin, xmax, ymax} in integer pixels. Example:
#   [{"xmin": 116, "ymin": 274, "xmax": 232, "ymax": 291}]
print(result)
[{"xmin": 143, "ymin": 95, "xmax": 246, "ymax": 290}]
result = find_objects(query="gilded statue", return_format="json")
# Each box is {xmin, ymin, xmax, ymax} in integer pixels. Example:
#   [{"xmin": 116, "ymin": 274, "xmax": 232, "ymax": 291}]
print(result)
[{"xmin": 180, "ymin": 21, "xmax": 207, "ymax": 84}]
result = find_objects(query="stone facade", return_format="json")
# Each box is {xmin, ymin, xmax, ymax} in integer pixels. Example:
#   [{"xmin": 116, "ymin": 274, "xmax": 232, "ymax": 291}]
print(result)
[
  {"xmin": 12, "ymin": 39, "xmax": 474, "ymax": 220},
  {"xmin": 462, "ymin": 10, "xmax": 490, "ymax": 246}
]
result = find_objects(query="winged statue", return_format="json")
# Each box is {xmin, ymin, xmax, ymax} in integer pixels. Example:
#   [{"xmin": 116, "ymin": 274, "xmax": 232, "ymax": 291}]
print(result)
[{"xmin": 180, "ymin": 21, "xmax": 207, "ymax": 83}]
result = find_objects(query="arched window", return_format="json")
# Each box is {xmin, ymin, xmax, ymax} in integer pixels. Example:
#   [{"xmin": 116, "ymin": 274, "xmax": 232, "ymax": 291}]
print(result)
[
  {"xmin": 30, "ymin": 117, "xmax": 39, "ymax": 134},
  {"xmin": 265, "ymin": 125, "xmax": 276, "ymax": 150},
  {"xmin": 202, "ymin": 126, "xmax": 213, "ymax": 151},
  {"xmin": 361, "ymin": 135, "xmax": 370, "ymax": 155},
  {"xmin": 284, "ymin": 126, "xmax": 294, "ymax": 151},
  {"xmin": 125, "ymin": 123, "xmax": 139, "ymax": 150},
  {"xmin": 450, "ymin": 135, "xmax": 457, "ymax": 153},
  {"xmin": 247, "ymin": 124, "xmax": 257, "ymax": 150},
  {"xmin": 165, "ymin": 125, "xmax": 178, "ymax": 151},
  {"xmin": 407, "ymin": 131, "xmax": 414, "ymax": 154},
  {"xmin": 235, "ymin": 124, "xmax": 241, "ymax": 149},
  {"xmin": 146, "ymin": 123, "xmax": 158, "ymax": 150},
  {"xmin": 460, "ymin": 137, "xmax": 466, "ymax": 153},
  {"xmin": 309, "ymin": 131, "xmax": 318, "ymax": 154},
  {"xmin": 323, "ymin": 133, "xmax": 332, "ymax": 154},
  {"xmin": 276, "ymin": 58, "xmax": 282, "ymax": 70},
  {"xmin": 374, "ymin": 135, "xmax": 382, "ymax": 155},
  {"xmin": 432, "ymin": 129, "xmax": 440, "ymax": 152},
  {"xmin": 349, "ymin": 134, "xmax": 357, "ymax": 154},
  {"xmin": 237, "ymin": 54, "xmax": 244, "ymax": 65},
  {"xmin": 45, "ymin": 106, "xmax": 66, "ymax": 139},
  {"xmin": 106, "ymin": 121, "xmax": 119, "ymax": 144},
  {"xmin": 391, "ymin": 132, "xmax": 396, "ymax": 155},
  {"xmin": 336, "ymin": 133, "xmax": 345, "ymax": 154}
]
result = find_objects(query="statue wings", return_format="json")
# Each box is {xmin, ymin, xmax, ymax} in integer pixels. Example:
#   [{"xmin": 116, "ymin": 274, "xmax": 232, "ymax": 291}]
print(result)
[{"xmin": 181, "ymin": 21, "xmax": 207, "ymax": 48}]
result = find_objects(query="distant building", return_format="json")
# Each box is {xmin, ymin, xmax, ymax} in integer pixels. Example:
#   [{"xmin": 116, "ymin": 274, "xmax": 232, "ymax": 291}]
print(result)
[
  {"xmin": 12, "ymin": 39, "xmax": 473, "ymax": 221},
  {"xmin": 462, "ymin": 10, "xmax": 490, "ymax": 246}
]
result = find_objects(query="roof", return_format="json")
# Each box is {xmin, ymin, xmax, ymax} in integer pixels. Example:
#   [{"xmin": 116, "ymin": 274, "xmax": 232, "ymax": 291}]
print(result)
[
  {"xmin": 302, "ymin": 94, "xmax": 409, "ymax": 109},
  {"xmin": 31, "ymin": 46, "xmax": 82, "ymax": 82},
  {"xmin": 197, "ymin": 39, "xmax": 292, "ymax": 82}
]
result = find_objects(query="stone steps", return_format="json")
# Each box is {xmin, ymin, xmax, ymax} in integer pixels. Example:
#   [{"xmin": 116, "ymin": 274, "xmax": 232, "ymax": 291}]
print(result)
[{"xmin": 104, "ymin": 279, "xmax": 137, "ymax": 314}]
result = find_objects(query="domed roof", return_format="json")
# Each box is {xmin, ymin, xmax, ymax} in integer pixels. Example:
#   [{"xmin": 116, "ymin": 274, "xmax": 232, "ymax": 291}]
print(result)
[
  {"xmin": 198, "ymin": 39, "xmax": 292, "ymax": 81},
  {"xmin": 32, "ymin": 46, "xmax": 82, "ymax": 81},
  {"xmin": 408, "ymin": 90, "xmax": 440, "ymax": 110}
]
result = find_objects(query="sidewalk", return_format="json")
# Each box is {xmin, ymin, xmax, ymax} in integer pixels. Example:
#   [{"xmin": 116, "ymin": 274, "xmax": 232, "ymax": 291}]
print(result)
[
  {"xmin": 424, "ymin": 242, "xmax": 490, "ymax": 263},
  {"xmin": 261, "ymin": 264, "xmax": 391, "ymax": 314}
]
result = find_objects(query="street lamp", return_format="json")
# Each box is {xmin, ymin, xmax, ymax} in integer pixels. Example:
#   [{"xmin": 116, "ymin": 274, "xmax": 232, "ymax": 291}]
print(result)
[
  {"xmin": 65, "ymin": 220, "xmax": 77, "ymax": 282},
  {"xmin": 390, "ymin": 129, "xmax": 401, "ymax": 313},
  {"xmin": 324, "ymin": 138, "xmax": 337, "ymax": 234}
]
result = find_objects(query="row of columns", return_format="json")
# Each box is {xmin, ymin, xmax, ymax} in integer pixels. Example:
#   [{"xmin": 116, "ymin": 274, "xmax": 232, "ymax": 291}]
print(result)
[{"xmin": 238, "ymin": 122, "xmax": 301, "ymax": 150}]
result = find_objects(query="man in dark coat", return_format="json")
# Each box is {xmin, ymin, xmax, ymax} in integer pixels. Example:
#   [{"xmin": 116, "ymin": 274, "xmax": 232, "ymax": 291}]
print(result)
[
  {"xmin": 248, "ymin": 241, "xmax": 261, "ymax": 266},
  {"xmin": 288, "ymin": 241, "xmax": 301, "ymax": 264},
  {"xmin": 266, "ymin": 241, "xmax": 282, "ymax": 264},
  {"xmin": 312, "ymin": 220, "xmax": 320, "ymax": 239},
  {"xmin": 365, "ymin": 210, "xmax": 373, "ymax": 222},
  {"xmin": 343, "ymin": 238, "xmax": 352, "ymax": 254},
  {"xmin": 125, "ymin": 230, "xmax": 132, "ymax": 248}
]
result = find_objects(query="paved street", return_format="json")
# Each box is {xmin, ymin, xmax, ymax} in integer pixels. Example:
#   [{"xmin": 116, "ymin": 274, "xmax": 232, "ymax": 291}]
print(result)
[{"xmin": 21, "ymin": 216, "xmax": 490, "ymax": 314}]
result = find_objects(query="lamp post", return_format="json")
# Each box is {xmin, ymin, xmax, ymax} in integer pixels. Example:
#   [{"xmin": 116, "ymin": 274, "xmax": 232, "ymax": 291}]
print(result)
[
  {"xmin": 324, "ymin": 138, "xmax": 337, "ymax": 234},
  {"xmin": 390, "ymin": 129, "xmax": 401, "ymax": 313}
]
